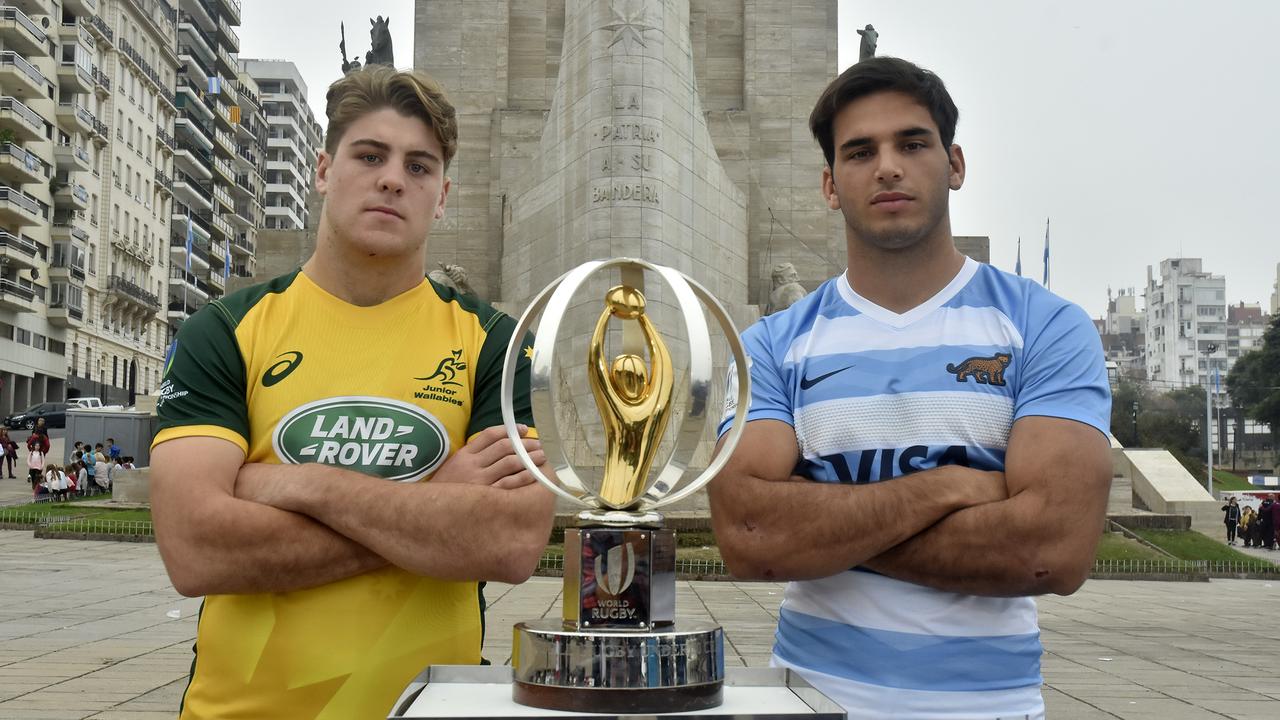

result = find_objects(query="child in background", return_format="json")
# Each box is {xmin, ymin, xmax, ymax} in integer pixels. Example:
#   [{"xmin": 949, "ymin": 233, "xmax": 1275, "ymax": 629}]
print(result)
[
  {"xmin": 76, "ymin": 461, "xmax": 89, "ymax": 498},
  {"xmin": 44, "ymin": 464, "xmax": 61, "ymax": 501},
  {"xmin": 26, "ymin": 436, "xmax": 45, "ymax": 498}
]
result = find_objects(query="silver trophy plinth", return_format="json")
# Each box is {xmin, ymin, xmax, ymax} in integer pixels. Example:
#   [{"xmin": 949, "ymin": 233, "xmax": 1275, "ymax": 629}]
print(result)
[{"xmin": 500, "ymin": 259, "xmax": 750, "ymax": 714}]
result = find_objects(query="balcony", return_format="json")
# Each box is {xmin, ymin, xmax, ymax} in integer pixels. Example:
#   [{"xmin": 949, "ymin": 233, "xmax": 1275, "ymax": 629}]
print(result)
[
  {"xmin": 64, "ymin": 0, "xmax": 98, "ymax": 16},
  {"xmin": 169, "ymin": 268, "xmax": 212, "ymax": 302},
  {"xmin": 177, "ymin": 17, "xmax": 216, "ymax": 67},
  {"xmin": 108, "ymin": 274, "xmax": 161, "ymax": 312},
  {"xmin": 216, "ymin": 14, "xmax": 240, "ymax": 51},
  {"xmin": 216, "ymin": 45, "xmax": 236, "ymax": 77},
  {"xmin": 155, "ymin": 168, "xmax": 173, "ymax": 197},
  {"xmin": 53, "ymin": 142, "xmax": 92, "ymax": 173},
  {"xmin": 213, "ymin": 125, "xmax": 236, "ymax": 157},
  {"xmin": 157, "ymin": 126, "xmax": 176, "ymax": 154},
  {"xmin": 176, "ymin": 45, "xmax": 213, "ymax": 88},
  {"xmin": 57, "ymin": 59, "xmax": 94, "ymax": 95},
  {"xmin": 175, "ymin": 147, "xmax": 212, "ymax": 181},
  {"xmin": 226, "ymin": 201, "xmax": 252, "ymax": 230},
  {"xmin": 49, "ymin": 239, "xmax": 86, "ymax": 282},
  {"xmin": 175, "ymin": 113, "xmax": 215, "ymax": 151},
  {"xmin": 212, "ymin": 155, "xmax": 235, "ymax": 185},
  {"xmin": 118, "ymin": 36, "xmax": 165, "ymax": 90},
  {"xmin": 54, "ymin": 178, "xmax": 89, "ymax": 211},
  {"xmin": 0, "ymin": 229, "xmax": 40, "ymax": 270},
  {"xmin": 90, "ymin": 116, "xmax": 108, "ymax": 144},
  {"xmin": 170, "ymin": 234, "xmax": 211, "ymax": 271},
  {"xmin": 218, "ymin": 0, "xmax": 241, "ymax": 26},
  {"xmin": 51, "ymin": 217, "xmax": 89, "ymax": 246},
  {"xmin": 0, "ymin": 51, "xmax": 49, "ymax": 98},
  {"xmin": 230, "ymin": 231, "xmax": 254, "ymax": 255},
  {"xmin": 0, "ymin": 143, "xmax": 46, "ymax": 186},
  {"xmin": 0, "ymin": 277, "xmax": 38, "ymax": 312},
  {"xmin": 0, "ymin": 6, "xmax": 48, "ymax": 56},
  {"xmin": 58, "ymin": 20, "xmax": 93, "ymax": 51},
  {"xmin": 56, "ymin": 101, "xmax": 94, "ymax": 134},
  {"xmin": 212, "ymin": 183, "xmax": 234, "ymax": 212},
  {"xmin": 47, "ymin": 298, "xmax": 84, "ymax": 327},
  {"xmin": 0, "ymin": 185, "xmax": 42, "ymax": 226},
  {"xmin": 173, "ymin": 171, "xmax": 212, "ymax": 212},
  {"xmin": 86, "ymin": 14, "xmax": 113, "ymax": 45},
  {"xmin": 0, "ymin": 96, "xmax": 44, "ymax": 141},
  {"xmin": 92, "ymin": 64, "xmax": 110, "ymax": 95}
]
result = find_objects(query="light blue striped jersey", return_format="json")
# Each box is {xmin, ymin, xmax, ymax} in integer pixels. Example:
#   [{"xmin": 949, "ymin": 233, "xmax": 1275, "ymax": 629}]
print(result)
[{"xmin": 718, "ymin": 258, "xmax": 1110, "ymax": 719}]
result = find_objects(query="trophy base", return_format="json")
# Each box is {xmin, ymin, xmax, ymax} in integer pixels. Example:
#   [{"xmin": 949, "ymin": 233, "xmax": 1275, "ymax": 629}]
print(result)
[{"xmin": 512, "ymin": 619, "xmax": 724, "ymax": 714}]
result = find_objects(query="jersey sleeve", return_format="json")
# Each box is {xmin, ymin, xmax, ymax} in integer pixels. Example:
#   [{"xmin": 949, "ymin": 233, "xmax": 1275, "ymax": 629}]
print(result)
[
  {"xmin": 1013, "ymin": 300, "xmax": 1111, "ymax": 436},
  {"xmin": 467, "ymin": 311, "xmax": 536, "ymax": 440},
  {"xmin": 717, "ymin": 321, "xmax": 794, "ymax": 438},
  {"xmin": 152, "ymin": 303, "xmax": 250, "ymax": 453}
]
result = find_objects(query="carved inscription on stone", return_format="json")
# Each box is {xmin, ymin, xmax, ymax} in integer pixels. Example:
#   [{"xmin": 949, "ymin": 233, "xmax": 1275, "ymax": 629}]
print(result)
[{"xmin": 592, "ymin": 118, "xmax": 661, "ymax": 205}]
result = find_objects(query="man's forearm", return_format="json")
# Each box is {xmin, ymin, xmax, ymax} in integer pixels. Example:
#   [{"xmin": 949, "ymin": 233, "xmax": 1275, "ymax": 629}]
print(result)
[
  {"xmin": 246, "ymin": 463, "xmax": 554, "ymax": 583},
  {"xmin": 157, "ymin": 492, "xmax": 387, "ymax": 596},
  {"xmin": 712, "ymin": 465, "xmax": 1004, "ymax": 581},
  {"xmin": 864, "ymin": 485, "xmax": 1107, "ymax": 597}
]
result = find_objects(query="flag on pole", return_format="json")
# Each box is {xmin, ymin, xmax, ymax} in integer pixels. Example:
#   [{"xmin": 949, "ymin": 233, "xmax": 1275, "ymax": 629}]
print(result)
[
  {"xmin": 1015, "ymin": 237, "xmax": 1022, "ymax": 276},
  {"xmin": 1042, "ymin": 218, "xmax": 1050, "ymax": 288},
  {"xmin": 184, "ymin": 215, "xmax": 193, "ymax": 273},
  {"xmin": 223, "ymin": 244, "xmax": 231, "ymax": 279}
]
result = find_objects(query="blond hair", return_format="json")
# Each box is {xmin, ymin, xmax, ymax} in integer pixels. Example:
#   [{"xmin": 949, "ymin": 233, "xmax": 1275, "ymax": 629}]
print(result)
[{"xmin": 323, "ymin": 66, "xmax": 458, "ymax": 169}]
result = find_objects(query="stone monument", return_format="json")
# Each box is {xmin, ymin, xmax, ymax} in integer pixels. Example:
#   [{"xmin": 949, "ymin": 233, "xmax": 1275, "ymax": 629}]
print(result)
[
  {"xmin": 414, "ymin": 0, "xmax": 841, "ymax": 306},
  {"xmin": 341, "ymin": 16, "xmax": 395, "ymax": 75},
  {"xmin": 766, "ymin": 261, "xmax": 807, "ymax": 315},
  {"xmin": 857, "ymin": 23, "xmax": 878, "ymax": 62}
]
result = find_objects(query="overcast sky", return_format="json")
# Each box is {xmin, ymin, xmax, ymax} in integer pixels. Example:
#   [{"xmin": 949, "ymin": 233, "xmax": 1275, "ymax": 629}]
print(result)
[{"xmin": 240, "ymin": 1, "xmax": 1279, "ymax": 318}]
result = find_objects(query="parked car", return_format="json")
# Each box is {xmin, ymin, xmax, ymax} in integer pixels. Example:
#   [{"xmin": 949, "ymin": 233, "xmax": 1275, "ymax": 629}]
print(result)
[
  {"xmin": 68, "ymin": 397, "xmax": 105, "ymax": 409},
  {"xmin": 3, "ymin": 402, "xmax": 70, "ymax": 430}
]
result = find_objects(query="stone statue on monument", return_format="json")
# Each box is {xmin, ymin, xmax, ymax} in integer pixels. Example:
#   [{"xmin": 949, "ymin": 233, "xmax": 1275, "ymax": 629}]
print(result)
[
  {"xmin": 766, "ymin": 262, "xmax": 807, "ymax": 315},
  {"xmin": 428, "ymin": 262, "xmax": 477, "ymax": 296},
  {"xmin": 340, "ymin": 16, "xmax": 394, "ymax": 75},
  {"xmin": 857, "ymin": 24, "xmax": 878, "ymax": 62}
]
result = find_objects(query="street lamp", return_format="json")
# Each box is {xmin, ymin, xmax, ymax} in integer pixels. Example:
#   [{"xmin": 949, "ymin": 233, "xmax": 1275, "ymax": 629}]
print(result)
[{"xmin": 1203, "ymin": 343, "xmax": 1217, "ymax": 496}]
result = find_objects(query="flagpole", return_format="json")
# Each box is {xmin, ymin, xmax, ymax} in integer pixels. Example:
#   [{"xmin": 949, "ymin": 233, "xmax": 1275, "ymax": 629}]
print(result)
[{"xmin": 1015, "ymin": 237, "xmax": 1022, "ymax": 277}]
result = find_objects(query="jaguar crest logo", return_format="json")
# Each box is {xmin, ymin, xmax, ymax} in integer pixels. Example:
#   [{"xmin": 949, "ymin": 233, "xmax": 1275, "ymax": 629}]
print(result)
[
  {"xmin": 415, "ymin": 349, "xmax": 467, "ymax": 386},
  {"xmin": 946, "ymin": 353, "xmax": 1011, "ymax": 386},
  {"xmin": 595, "ymin": 543, "xmax": 636, "ymax": 597}
]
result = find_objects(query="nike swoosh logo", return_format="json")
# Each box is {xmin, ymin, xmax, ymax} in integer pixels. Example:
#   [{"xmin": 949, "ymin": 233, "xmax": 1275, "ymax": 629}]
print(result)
[{"xmin": 799, "ymin": 365, "xmax": 855, "ymax": 390}]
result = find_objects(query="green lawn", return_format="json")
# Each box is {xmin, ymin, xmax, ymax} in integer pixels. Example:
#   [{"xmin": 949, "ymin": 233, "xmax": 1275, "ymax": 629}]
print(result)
[
  {"xmin": 0, "ymin": 497, "xmax": 154, "ymax": 525},
  {"xmin": 1212, "ymin": 469, "xmax": 1257, "ymax": 493},
  {"xmin": 1132, "ymin": 529, "xmax": 1273, "ymax": 565},
  {"xmin": 1094, "ymin": 533, "xmax": 1171, "ymax": 562}
]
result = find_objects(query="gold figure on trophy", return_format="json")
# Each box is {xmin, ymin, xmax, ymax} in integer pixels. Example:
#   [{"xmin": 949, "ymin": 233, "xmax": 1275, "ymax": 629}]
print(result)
[{"xmin": 588, "ymin": 285, "xmax": 674, "ymax": 508}]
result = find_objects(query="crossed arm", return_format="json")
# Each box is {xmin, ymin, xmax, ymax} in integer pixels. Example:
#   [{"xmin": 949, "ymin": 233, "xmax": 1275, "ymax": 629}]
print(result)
[
  {"xmin": 709, "ymin": 415, "xmax": 1111, "ymax": 596},
  {"xmin": 151, "ymin": 426, "xmax": 555, "ymax": 597}
]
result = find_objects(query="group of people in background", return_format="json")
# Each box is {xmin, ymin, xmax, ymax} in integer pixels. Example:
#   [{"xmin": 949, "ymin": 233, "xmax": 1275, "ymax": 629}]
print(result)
[
  {"xmin": 1224, "ymin": 495, "xmax": 1280, "ymax": 550},
  {"xmin": 0, "ymin": 424, "xmax": 133, "ymax": 501}
]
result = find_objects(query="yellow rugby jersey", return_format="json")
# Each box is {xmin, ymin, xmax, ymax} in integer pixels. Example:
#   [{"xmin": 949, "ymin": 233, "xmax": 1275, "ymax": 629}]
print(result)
[{"xmin": 152, "ymin": 269, "xmax": 533, "ymax": 719}]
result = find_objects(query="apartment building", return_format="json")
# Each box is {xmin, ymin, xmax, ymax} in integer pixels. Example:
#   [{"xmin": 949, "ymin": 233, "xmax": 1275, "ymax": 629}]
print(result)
[
  {"xmin": 52, "ymin": 0, "xmax": 180, "ymax": 406},
  {"xmin": 0, "ymin": 0, "xmax": 103, "ymax": 415},
  {"xmin": 1144, "ymin": 258, "xmax": 1229, "ymax": 397},
  {"xmin": 241, "ymin": 58, "xmax": 318, "ymax": 230},
  {"xmin": 168, "ymin": 0, "xmax": 245, "ymax": 332}
]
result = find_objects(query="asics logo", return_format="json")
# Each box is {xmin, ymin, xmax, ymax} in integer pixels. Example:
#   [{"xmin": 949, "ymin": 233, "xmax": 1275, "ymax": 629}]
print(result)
[{"xmin": 263, "ymin": 351, "xmax": 304, "ymax": 387}]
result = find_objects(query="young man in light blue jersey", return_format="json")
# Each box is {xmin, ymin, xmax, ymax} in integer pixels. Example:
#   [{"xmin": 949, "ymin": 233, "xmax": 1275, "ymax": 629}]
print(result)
[{"xmin": 711, "ymin": 57, "xmax": 1112, "ymax": 719}]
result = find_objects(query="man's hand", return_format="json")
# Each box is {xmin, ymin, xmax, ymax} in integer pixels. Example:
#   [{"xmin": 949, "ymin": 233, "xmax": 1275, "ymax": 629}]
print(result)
[{"xmin": 430, "ymin": 425, "xmax": 545, "ymax": 489}]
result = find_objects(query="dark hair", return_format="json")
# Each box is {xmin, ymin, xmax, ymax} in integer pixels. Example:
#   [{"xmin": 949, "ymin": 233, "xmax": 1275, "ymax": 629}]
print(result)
[{"xmin": 809, "ymin": 57, "xmax": 959, "ymax": 168}]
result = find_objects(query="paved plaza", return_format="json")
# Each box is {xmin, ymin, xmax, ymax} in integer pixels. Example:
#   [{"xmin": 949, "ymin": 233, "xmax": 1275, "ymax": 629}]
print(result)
[{"xmin": 0, "ymin": 531, "xmax": 1277, "ymax": 718}]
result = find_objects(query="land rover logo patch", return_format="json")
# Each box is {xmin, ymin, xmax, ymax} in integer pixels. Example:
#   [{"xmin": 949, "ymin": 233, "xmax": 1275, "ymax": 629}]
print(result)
[{"xmin": 272, "ymin": 396, "xmax": 449, "ymax": 482}]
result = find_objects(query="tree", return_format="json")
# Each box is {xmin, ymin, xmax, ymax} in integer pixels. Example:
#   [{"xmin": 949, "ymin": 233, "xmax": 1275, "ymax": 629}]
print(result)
[{"xmin": 1227, "ymin": 314, "xmax": 1280, "ymax": 443}]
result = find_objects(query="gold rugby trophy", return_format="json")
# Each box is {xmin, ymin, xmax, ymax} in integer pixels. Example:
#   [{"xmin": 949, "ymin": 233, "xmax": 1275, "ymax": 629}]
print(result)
[{"xmin": 500, "ymin": 259, "xmax": 750, "ymax": 714}]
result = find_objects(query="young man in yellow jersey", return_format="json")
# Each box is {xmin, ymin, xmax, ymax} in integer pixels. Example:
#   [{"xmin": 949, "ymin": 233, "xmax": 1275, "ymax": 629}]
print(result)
[{"xmin": 150, "ymin": 66, "xmax": 555, "ymax": 719}]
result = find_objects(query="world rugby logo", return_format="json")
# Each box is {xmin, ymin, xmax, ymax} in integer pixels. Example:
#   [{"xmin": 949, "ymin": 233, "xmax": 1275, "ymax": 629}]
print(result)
[
  {"xmin": 595, "ymin": 542, "xmax": 636, "ymax": 596},
  {"xmin": 272, "ymin": 396, "xmax": 449, "ymax": 482}
]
